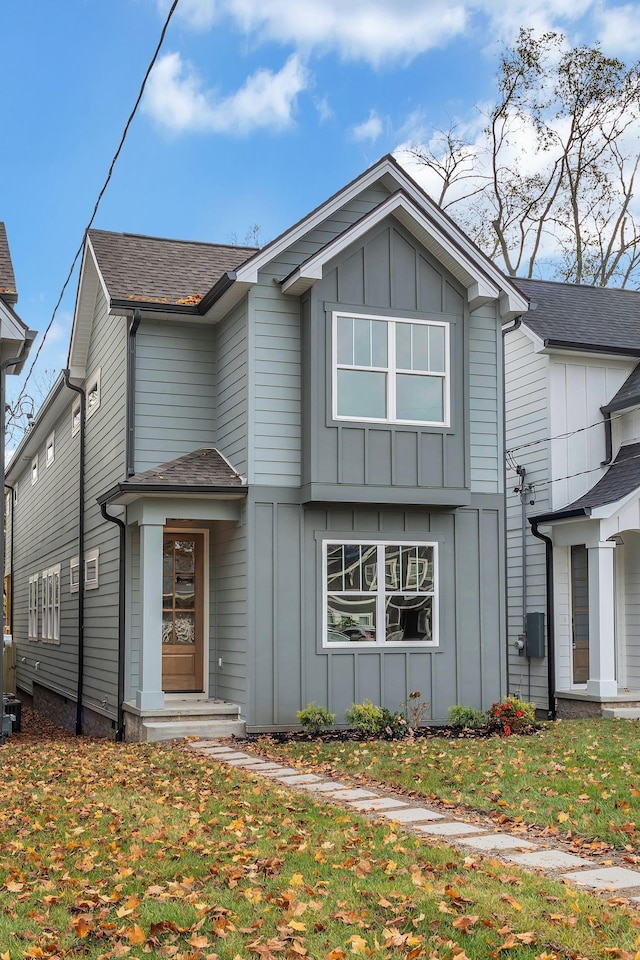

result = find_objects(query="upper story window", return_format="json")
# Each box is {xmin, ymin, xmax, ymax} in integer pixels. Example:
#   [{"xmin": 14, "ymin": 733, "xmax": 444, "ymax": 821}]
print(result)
[
  {"xmin": 323, "ymin": 540, "xmax": 438, "ymax": 648},
  {"xmin": 31, "ymin": 455, "xmax": 38, "ymax": 485},
  {"xmin": 46, "ymin": 431, "xmax": 55, "ymax": 467},
  {"xmin": 86, "ymin": 368, "xmax": 101, "ymax": 419},
  {"xmin": 71, "ymin": 399, "xmax": 81, "ymax": 436},
  {"xmin": 332, "ymin": 313, "xmax": 449, "ymax": 426}
]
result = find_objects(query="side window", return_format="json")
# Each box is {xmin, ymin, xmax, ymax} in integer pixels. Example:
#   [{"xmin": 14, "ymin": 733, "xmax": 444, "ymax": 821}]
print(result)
[
  {"xmin": 85, "ymin": 548, "xmax": 99, "ymax": 590},
  {"xmin": 31, "ymin": 455, "xmax": 38, "ymax": 485},
  {"xmin": 46, "ymin": 431, "xmax": 55, "ymax": 467},
  {"xmin": 28, "ymin": 575, "xmax": 39, "ymax": 640},
  {"xmin": 71, "ymin": 399, "xmax": 81, "ymax": 436},
  {"xmin": 86, "ymin": 369, "xmax": 101, "ymax": 419},
  {"xmin": 41, "ymin": 565, "xmax": 61, "ymax": 643}
]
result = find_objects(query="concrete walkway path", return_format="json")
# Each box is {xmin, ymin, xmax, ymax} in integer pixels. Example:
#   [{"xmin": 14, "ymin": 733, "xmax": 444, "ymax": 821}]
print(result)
[{"xmin": 186, "ymin": 740, "xmax": 640, "ymax": 909}]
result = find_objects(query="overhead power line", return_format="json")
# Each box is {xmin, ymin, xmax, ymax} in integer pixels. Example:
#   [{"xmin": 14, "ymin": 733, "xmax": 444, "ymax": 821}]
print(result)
[
  {"xmin": 14, "ymin": 0, "xmax": 181, "ymax": 411},
  {"xmin": 506, "ymin": 407, "xmax": 630, "ymax": 457}
]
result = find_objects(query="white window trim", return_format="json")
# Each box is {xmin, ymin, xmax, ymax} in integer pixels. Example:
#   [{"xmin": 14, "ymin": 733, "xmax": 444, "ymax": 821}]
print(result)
[
  {"xmin": 13, "ymin": 486, "xmax": 18, "ymax": 505},
  {"xmin": 331, "ymin": 311, "xmax": 450, "ymax": 427},
  {"xmin": 85, "ymin": 547, "xmax": 99, "ymax": 590},
  {"xmin": 322, "ymin": 538, "xmax": 439, "ymax": 649},
  {"xmin": 41, "ymin": 564, "xmax": 61, "ymax": 643},
  {"xmin": 31, "ymin": 455, "xmax": 38, "ymax": 485},
  {"xmin": 46, "ymin": 431, "xmax": 55, "ymax": 467},
  {"xmin": 71, "ymin": 398, "xmax": 81, "ymax": 437},
  {"xmin": 28, "ymin": 574, "xmax": 39, "ymax": 641},
  {"xmin": 70, "ymin": 556, "xmax": 79, "ymax": 594},
  {"xmin": 86, "ymin": 368, "xmax": 101, "ymax": 419}
]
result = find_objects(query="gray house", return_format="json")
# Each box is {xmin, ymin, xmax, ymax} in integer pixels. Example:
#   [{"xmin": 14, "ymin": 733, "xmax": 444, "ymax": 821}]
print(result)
[
  {"xmin": 6, "ymin": 157, "xmax": 528, "ymax": 740},
  {"xmin": 505, "ymin": 279, "xmax": 640, "ymax": 718}
]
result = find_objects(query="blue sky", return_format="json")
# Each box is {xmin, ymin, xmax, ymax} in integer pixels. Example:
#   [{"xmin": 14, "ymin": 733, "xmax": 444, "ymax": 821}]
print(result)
[{"xmin": 2, "ymin": 0, "xmax": 639, "ymax": 410}]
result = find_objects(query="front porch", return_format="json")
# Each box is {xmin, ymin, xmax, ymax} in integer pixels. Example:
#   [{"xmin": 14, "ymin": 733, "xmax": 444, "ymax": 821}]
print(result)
[{"xmin": 122, "ymin": 697, "xmax": 246, "ymax": 742}]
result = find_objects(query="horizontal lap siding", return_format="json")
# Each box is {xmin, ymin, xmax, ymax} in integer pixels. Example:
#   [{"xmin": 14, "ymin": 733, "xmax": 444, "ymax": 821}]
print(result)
[
  {"xmin": 249, "ymin": 492, "xmax": 504, "ymax": 728},
  {"xmin": 469, "ymin": 306, "xmax": 501, "ymax": 493},
  {"xmin": 11, "ymin": 396, "xmax": 80, "ymax": 700},
  {"xmin": 217, "ymin": 300, "xmax": 248, "ymax": 477},
  {"xmin": 83, "ymin": 294, "xmax": 126, "ymax": 723},
  {"xmin": 135, "ymin": 321, "xmax": 216, "ymax": 474},
  {"xmin": 624, "ymin": 534, "xmax": 640, "ymax": 689},
  {"xmin": 213, "ymin": 515, "xmax": 247, "ymax": 713},
  {"xmin": 504, "ymin": 328, "xmax": 550, "ymax": 708}
]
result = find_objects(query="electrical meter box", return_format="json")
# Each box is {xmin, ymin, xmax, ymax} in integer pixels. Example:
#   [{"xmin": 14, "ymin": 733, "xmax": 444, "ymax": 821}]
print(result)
[{"xmin": 525, "ymin": 612, "xmax": 545, "ymax": 658}]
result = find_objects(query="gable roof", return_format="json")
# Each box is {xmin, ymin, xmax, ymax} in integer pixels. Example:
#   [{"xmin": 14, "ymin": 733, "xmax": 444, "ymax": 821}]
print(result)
[
  {"xmin": 0, "ymin": 222, "xmax": 18, "ymax": 305},
  {"xmin": 603, "ymin": 363, "xmax": 640, "ymax": 414},
  {"xmin": 514, "ymin": 278, "xmax": 640, "ymax": 356},
  {"xmin": 88, "ymin": 230, "xmax": 256, "ymax": 307},
  {"xmin": 532, "ymin": 441, "xmax": 640, "ymax": 523}
]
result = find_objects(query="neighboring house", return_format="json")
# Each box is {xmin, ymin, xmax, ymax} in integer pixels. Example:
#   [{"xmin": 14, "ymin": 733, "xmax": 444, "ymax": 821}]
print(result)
[
  {"xmin": 0, "ymin": 222, "xmax": 36, "ymax": 691},
  {"xmin": 6, "ymin": 156, "xmax": 528, "ymax": 740},
  {"xmin": 505, "ymin": 279, "xmax": 640, "ymax": 718}
]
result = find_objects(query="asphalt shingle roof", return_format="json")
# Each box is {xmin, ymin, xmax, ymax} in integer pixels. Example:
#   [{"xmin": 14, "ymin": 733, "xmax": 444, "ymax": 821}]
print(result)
[
  {"xmin": 514, "ymin": 277, "xmax": 640, "ymax": 353},
  {"xmin": 127, "ymin": 448, "xmax": 244, "ymax": 487},
  {"xmin": 535, "ymin": 442, "xmax": 640, "ymax": 522},
  {"xmin": 88, "ymin": 229, "xmax": 257, "ymax": 306},
  {"xmin": 604, "ymin": 363, "xmax": 640, "ymax": 413},
  {"xmin": 0, "ymin": 222, "xmax": 17, "ymax": 304}
]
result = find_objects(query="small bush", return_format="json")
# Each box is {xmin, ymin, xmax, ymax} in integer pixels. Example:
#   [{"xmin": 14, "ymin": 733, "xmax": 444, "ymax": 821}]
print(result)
[
  {"xmin": 296, "ymin": 702, "xmax": 335, "ymax": 734},
  {"xmin": 486, "ymin": 696, "xmax": 536, "ymax": 736},
  {"xmin": 448, "ymin": 704, "xmax": 485, "ymax": 729},
  {"xmin": 345, "ymin": 700, "xmax": 385, "ymax": 735},
  {"xmin": 401, "ymin": 691, "xmax": 430, "ymax": 729}
]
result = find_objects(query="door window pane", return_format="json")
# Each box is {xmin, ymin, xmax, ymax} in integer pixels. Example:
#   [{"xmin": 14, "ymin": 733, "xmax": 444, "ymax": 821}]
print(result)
[{"xmin": 396, "ymin": 373, "xmax": 443, "ymax": 422}]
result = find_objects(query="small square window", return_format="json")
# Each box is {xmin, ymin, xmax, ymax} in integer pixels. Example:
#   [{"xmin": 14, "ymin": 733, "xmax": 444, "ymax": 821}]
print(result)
[
  {"xmin": 13, "ymin": 486, "xmax": 18, "ymax": 505},
  {"xmin": 71, "ymin": 400, "xmax": 81, "ymax": 437},
  {"xmin": 70, "ymin": 557, "xmax": 79, "ymax": 594},
  {"xmin": 85, "ymin": 548, "xmax": 99, "ymax": 590},
  {"xmin": 86, "ymin": 369, "xmax": 101, "ymax": 419},
  {"xmin": 46, "ymin": 432, "xmax": 55, "ymax": 466},
  {"xmin": 31, "ymin": 456, "xmax": 38, "ymax": 485}
]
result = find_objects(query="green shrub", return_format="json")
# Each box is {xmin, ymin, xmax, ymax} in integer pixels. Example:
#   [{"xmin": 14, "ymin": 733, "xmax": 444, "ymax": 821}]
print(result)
[
  {"xmin": 448, "ymin": 704, "xmax": 485, "ymax": 729},
  {"xmin": 486, "ymin": 696, "xmax": 536, "ymax": 736},
  {"xmin": 296, "ymin": 702, "xmax": 335, "ymax": 734},
  {"xmin": 345, "ymin": 700, "xmax": 385, "ymax": 735}
]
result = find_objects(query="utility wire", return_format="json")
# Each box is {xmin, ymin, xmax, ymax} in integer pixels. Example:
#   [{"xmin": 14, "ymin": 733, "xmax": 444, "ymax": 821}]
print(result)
[
  {"xmin": 506, "ymin": 407, "xmax": 630, "ymax": 456},
  {"xmin": 14, "ymin": 0, "xmax": 181, "ymax": 411}
]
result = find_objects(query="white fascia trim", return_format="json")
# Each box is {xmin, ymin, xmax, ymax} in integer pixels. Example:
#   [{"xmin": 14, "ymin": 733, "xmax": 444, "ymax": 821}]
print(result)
[
  {"xmin": 0, "ymin": 298, "xmax": 28, "ymax": 342},
  {"xmin": 281, "ymin": 191, "xmax": 502, "ymax": 310},
  {"xmin": 520, "ymin": 322, "xmax": 546, "ymax": 353},
  {"xmin": 590, "ymin": 484, "xmax": 640, "ymax": 520},
  {"xmin": 68, "ymin": 238, "xmax": 109, "ymax": 377},
  {"xmin": 212, "ymin": 446, "xmax": 248, "ymax": 485}
]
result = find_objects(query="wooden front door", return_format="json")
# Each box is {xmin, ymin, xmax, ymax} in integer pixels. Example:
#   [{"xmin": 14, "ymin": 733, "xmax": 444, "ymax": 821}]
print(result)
[
  {"xmin": 571, "ymin": 544, "xmax": 589, "ymax": 684},
  {"xmin": 162, "ymin": 533, "xmax": 204, "ymax": 693}
]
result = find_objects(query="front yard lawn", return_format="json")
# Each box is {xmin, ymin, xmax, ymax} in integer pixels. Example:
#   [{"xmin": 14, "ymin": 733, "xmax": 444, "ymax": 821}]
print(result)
[
  {"xmin": 0, "ymin": 723, "xmax": 639, "ymax": 959},
  {"xmin": 254, "ymin": 719, "xmax": 640, "ymax": 852}
]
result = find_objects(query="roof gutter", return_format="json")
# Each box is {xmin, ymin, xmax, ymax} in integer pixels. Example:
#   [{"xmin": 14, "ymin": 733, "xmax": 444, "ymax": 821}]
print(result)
[
  {"xmin": 530, "ymin": 506, "xmax": 590, "ymax": 524},
  {"xmin": 98, "ymin": 482, "xmax": 248, "ymax": 506},
  {"xmin": 197, "ymin": 272, "xmax": 237, "ymax": 315},
  {"xmin": 543, "ymin": 338, "xmax": 640, "ymax": 358},
  {"xmin": 64, "ymin": 369, "xmax": 85, "ymax": 737},
  {"xmin": 109, "ymin": 299, "xmax": 200, "ymax": 317},
  {"xmin": 529, "ymin": 519, "xmax": 557, "ymax": 720}
]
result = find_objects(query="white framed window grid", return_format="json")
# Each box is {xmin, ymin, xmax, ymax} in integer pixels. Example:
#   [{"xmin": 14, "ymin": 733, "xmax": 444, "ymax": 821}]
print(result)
[
  {"xmin": 70, "ymin": 557, "xmax": 80, "ymax": 594},
  {"xmin": 322, "ymin": 539, "xmax": 438, "ymax": 648},
  {"xmin": 41, "ymin": 565, "xmax": 61, "ymax": 643},
  {"xmin": 85, "ymin": 548, "xmax": 99, "ymax": 590},
  {"xmin": 31, "ymin": 455, "xmax": 38, "ymax": 485},
  {"xmin": 28, "ymin": 574, "xmax": 39, "ymax": 640},
  {"xmin": 46, "ymin": 431, "xmax": 55, "ymax": 466},
  {"xmin": 71, "ymin": 399, "xmax": 81, "ymax": 436},
  {"xmin": 86, "ymin": 369, "xmax": 101, "ymax": 419},
  {"xmin": 332, "ymin": 312, "xmax": 450, "ymax": 427}
]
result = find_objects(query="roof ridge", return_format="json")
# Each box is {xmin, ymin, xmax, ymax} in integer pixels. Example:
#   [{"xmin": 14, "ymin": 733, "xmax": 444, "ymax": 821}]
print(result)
[{"xmin": 89, "ymin": 227, "xmax": 258, "ymax": 253}]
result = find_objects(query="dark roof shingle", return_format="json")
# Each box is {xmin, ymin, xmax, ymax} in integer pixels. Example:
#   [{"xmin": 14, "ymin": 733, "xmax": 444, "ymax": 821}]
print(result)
[
  {"xmin": 0, "ymin": 222, "xmax": 18, "ymax": 304},
  {"xmin": 514, "ymin": 277, "xmax": 640, "ymax": 354},
  {"xmin": 604, "ymin": 363, "xmax": 640, "ymax": 413},
  {"xmin": 128, "ymin": 448, "xmax": 244, "ymax": 487},
  {"xmin": 88, "ymin": 229, "xmax": 256, "ymax": 306}
]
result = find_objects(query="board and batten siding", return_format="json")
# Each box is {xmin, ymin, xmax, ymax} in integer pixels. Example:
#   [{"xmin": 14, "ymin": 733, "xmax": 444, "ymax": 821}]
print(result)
[
  {"xmin": 82, "ymin": 293, "xmax": 127, "ymax": 725},
  {"xmin": 247, "ymin": 490, "xmax": 505, "ymax": 728},
  {"xmin": 469, "ymin": 304, "xmax": 502, "ymax": 494},
  {"xmin": 504, "ymin": 326, "xmax": 551, "ymax": 709},
  {"xmin": 10, "ymin": 395, "xmax": 80, "ymax": 702},
  {"xmin": 302, "ymin": 219, "xmax": 468, "ymax": 499},
  {"xmin": 248, "ymin": 185, "xmax": 392, "ymax": 488},
  {"xmin": 134, "ymin": 320, "xmax": 217, "ymax": 474},
  {"xmin": 549, "ymin": 357, "xmax": 633, "ymax": 511}
]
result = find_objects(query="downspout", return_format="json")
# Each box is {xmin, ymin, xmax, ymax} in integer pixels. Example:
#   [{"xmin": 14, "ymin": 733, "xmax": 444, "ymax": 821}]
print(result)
[
  {"xmin": 516, "ymin": 465, "xmax": 531, "ymax": 700},
  {"xmin": 126, "ymin": 309, "xmax": 141, "ymax": 477},
  {"xmin": 4, "ymin": 482, "xmax": 15, "ymax": 635},
  {"xmin": 529, "ymin": 519, "xmax": 557, "ymax": 720},
  {"xmin": 0, "ymin": 345, "xmax": 31, "ymax": 743},
  {"xmin": 502, "ymin": 316, "xmax": 523, "ymax": 698},
  {"xmin": 601, "ymin": 406, "xmax": 613, "ymax": 466},
  {"xmin": 64, "ymin": 371, "xmax": 85, "ymax": 736},
  {"xmin": 100, "ymin": 503, "xmax": 126, "ymax": 742}
]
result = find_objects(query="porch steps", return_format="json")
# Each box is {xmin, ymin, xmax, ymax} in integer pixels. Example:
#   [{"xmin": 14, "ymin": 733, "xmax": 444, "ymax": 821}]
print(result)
[
  {"xmin": 122, "ymin": 699, "xmax": 246, "ymax": 742},
  {"xmin": 602, "ymin": 707, "xmax": 640, "ymax": 720}
]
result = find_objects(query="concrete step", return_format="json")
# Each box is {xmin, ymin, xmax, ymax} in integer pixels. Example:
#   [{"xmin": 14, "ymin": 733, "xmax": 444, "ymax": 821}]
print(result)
[
  {"xmin": 142, "ymin": 718, "xmax": 247, "ymax": 742},
  {"xmin": 602, "ymin": 707, "xmax": 640, "ymax": 719}
]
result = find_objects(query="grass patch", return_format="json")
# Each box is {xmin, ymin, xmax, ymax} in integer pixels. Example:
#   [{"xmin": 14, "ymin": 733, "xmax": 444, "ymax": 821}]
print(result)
[
  {"xmin": 254, "ymin": 719, "xmax": 640, "ymax": 852},
  {"xmin": 0, "ymin": 730, "xmax": 638, "ymax": 959}
]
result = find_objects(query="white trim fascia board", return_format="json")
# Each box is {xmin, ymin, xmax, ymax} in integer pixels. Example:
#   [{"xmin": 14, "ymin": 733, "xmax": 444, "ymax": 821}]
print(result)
[
  {"xmin": 0, "ymin": 297, "xmax": 28, "ymax": 341},
  {"xmin": 234, "ymin": 155, "xmax": 527, "ymax": 316},
  {"xmin": 280, "ymin": 190, "xmax": 507, "ymax": 313},
  {"xmin": 212, "ymin": 446, "xmax": 247, "ymax": 484},
  {"xmin": 67, "ymin": 238, "xmax": 107, "ymax": 375},
  {"xmin": 544, "ymin": 345, "xmax": 640, "ymax": 363},
  {"xmin": 521, "ymin": 322, "xmax": 546, "ymax": 353},
  {"xmin": 590, "ymin": 486, "xmax": 640, "ymax": 520},
  {"xmin": 199, "ymin": 280, "xmax": 253, "ymax": 322}
]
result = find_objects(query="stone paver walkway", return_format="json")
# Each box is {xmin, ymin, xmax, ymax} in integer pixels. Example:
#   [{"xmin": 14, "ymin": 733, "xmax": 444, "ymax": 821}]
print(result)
[{"xmin": 186, "ymin": 741, "xmax": 640, "ymax": 906}]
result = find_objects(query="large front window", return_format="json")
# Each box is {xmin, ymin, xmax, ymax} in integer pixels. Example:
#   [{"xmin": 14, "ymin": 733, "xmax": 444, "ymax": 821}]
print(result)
[
  {"xmin": 323, "ymin": 540, "xmax": 438, "ymax": 647},
  {"xmin": 333, "ymin": 313, "xmax": 449, "ymax": 425}
]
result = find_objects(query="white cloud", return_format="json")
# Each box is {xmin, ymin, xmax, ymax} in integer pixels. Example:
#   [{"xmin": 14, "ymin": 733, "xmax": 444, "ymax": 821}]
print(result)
[
  {"xmin": 596, "ymin": 3, "xmax": 640, "ymax": 56},
  {"xmin": 352, "ymin": 110, "xmax": 384, "ymax": 143},
  {"xmin": 314, "ymin": 95, "xmax": 334, "ymax": 123},
  {"xmin": 143, "ymin": 52, "xmax": 308, "ymax": 134}
]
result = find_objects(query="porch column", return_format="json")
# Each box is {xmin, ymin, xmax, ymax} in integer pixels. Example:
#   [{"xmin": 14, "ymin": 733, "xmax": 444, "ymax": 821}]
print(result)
[
  {"xmin": 137, "ymin": 521, "xmax": 165, "ymax": 710},
  {"xmin": 586, "ymin": 541, "xmax": 618, "ymax": 698}
]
